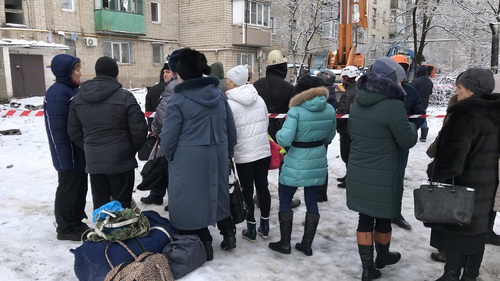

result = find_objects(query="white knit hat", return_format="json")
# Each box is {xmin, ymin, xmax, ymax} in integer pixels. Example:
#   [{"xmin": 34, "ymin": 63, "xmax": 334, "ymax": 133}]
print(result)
[{"xmin": 227, "ymin": 65, "xmax": 249, "ymax": 87}]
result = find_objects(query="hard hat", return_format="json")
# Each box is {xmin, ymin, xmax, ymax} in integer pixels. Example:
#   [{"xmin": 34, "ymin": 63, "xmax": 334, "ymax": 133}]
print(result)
[
  {"xmin": 267, "ymin": 50, "xmax": 287, "ymax": 66},
  {"xmin": 391, "ymin": 54, "xmax": 409, "ymax": 65},
  {"xmin": 341, "ymin": 66, "xmax": 360, "ymax": 78}
]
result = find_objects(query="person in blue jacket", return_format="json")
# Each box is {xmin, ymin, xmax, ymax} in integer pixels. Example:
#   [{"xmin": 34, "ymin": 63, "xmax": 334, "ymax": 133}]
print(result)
[
  {"xmin": 268, "ymin": 79, "xmax": 336, "ymax": 257},
  {"xmin": 44, "ymin": 54, "xmax": 88, "ymax": 241}
]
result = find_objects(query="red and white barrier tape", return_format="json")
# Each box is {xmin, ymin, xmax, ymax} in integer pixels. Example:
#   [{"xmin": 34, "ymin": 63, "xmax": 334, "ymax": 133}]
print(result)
[{"xmin": 1, "ymin": 109, "xmax": 446, "ymax": 119}]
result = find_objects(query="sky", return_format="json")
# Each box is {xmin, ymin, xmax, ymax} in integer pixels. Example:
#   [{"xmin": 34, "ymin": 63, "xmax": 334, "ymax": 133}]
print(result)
[{"xmin": 0, "ymin": 91, "xmax": 499, "ymax": 281}]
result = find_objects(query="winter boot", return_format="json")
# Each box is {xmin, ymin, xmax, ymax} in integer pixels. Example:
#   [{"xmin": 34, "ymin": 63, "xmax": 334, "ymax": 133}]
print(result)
[
  {"xmin": 295, "ymin": 212, "xmax": 320, "ymax": 256},
  {"xmin": 242, "ymin": 221, "xmax": 257, "ymax": 242},
  {"xmin": 436, "ymin": 253, "xmax": 464, "ymax": 281},
  {"xmin": 420, "ymin": 128, "xmax": 429, "ymax": 142},
  {"xmin": 269, "ymin": 212, "xmax": 293, "ymax": 254},
  {"xmin": 374, "ymin": 231, "xmax": 401, "ymax": 269},
  {"xmin": 257, "ymin": 217, "xmax": 269, "ymax": 239},
  {"xmin": 460, "ymin": 251, "xmax": 484, "ymax": 281},
  {"xmin": 357, "ymin": 232, "xmax": 381, "ymax": 281},
  {"xmin": 291, "ymin": 199, "xmax": 301, "ymax": 208},
  {"xmin": 219, "ymin": 217, "xmax": 237, "ymax": 250},
  {"xmin": 203, "ymin": 240, "xmax": 214, "ymax": 261}
]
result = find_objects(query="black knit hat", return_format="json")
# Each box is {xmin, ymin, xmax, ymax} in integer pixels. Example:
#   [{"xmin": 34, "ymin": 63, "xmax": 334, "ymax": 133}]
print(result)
[
  {"xmin": 295, "ymin": 74, "xmax": 325, "ymax": 93},
  {"xmin": 175, "ymin": 48, "xmax": 211, "ymax": 81},
  {"xmin": 457, "ymin": 67, "xmax": 495, "ymax": 95},
  {"xmin": 162, "ymin": 62, "xmax": 170, "ymax": 71},
  {"xmin": 168, "ymin": 49, "xmax": 181, "ymax": 73},
  {"xmin": 95, "ymin": 56, "xmax": 118, "ymax": 77}
]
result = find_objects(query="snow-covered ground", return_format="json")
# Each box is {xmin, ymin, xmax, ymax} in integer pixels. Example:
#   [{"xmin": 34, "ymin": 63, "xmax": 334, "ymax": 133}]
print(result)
[{"xmin": 0, "ymin": 92, "xmax": 499, "ymax": 281}]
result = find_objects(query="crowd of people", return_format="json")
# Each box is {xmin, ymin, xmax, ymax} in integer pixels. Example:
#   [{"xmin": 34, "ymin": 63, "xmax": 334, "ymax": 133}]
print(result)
[{"xmin": 43, "ymin": 48, "xmax": 500, "ymax": 281}]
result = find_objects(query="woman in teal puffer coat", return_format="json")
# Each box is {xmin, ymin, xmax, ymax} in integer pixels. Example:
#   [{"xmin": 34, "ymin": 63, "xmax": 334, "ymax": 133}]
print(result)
[
  {"xmin": 346, "ymin": 57, "xmax": 417, "ymax": 281},
  {"xmin": 268, "ymin": 79, "xmax": 336, "ymax": 257}
]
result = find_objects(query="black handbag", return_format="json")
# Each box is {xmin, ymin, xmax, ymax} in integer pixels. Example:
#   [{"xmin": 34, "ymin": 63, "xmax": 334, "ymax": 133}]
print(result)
[
  {"xmin": 229, "ymin": 159, "xmax": 249, "ymax": 224},
  {"xmin": 137, "ymin": 140, "xmax": 167, "ymax": 191},
  {"xmin": 414, "ymin": 162, "xmax": 475, "ymax": 225},
  {"xmin": 137, "ymin": 134, "xmax": 157, "ymax": 161}
]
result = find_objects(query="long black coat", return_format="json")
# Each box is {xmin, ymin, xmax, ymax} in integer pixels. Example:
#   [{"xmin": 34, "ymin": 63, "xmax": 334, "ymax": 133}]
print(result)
[
  {"xmin": 427, "ymin": 93, "xmax": 500, "ymax": 236},
  {"xmin": 410, "ymin": 66, "xmax": 433, "ymax": 110}
]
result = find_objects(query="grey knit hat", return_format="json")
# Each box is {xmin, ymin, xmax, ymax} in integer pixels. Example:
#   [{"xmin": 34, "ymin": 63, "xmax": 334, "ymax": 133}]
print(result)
[
  {"xmin": 371, "ymin": 57, "xmax": 406, "ymax": 82},
  {"xmin": 457, "ymin": 67, "xmax": 495, "ymax": 95}
]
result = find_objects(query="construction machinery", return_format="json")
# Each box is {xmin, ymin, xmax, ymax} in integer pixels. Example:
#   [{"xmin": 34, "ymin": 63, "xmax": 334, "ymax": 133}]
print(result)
[{"xmin": 308, "ymin": 0, "xmax": 367, "ymax": 84}]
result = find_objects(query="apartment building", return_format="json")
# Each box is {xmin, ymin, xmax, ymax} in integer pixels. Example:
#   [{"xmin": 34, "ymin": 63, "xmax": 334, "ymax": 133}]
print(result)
[{"xmin": 0, "ymin": 0, "xmax": 392, "ymax": 101}]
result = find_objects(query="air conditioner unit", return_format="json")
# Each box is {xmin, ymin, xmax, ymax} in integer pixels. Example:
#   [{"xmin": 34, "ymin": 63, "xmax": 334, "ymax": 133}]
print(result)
[{"xmin": 85, "ymin": 37, "xmax": 97, "ymax": 47}]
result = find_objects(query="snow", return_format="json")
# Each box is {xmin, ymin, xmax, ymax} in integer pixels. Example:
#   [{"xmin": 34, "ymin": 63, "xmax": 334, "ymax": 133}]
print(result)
[{"xmin": 0, "ymin": 93, "xmax": 499, "ymax": 281}]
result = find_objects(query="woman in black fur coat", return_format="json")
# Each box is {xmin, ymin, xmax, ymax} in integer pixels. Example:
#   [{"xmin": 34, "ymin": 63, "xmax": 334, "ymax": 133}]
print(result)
[{"xmin": 427, "ymin": 68, "xmax": 500, "ymax": 281}]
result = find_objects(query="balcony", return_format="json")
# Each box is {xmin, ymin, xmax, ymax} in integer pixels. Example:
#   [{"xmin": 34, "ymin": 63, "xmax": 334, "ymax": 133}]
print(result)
[
  {"xmin": 94, "ymin": 10, "xmax": 145, "ymax": 35},
  {"xmin": 232, "ymin": 25, "xmax": 271, "ymax": 47}
]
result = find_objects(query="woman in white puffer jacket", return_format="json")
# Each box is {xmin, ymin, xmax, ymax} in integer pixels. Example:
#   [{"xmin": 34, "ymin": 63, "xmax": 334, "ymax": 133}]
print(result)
[{"xmin": 226, "ymin": 65, "xmax": 272, "ymax": 243}]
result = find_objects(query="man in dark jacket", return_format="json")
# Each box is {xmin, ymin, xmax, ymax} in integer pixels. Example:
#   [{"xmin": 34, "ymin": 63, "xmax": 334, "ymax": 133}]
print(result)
[
  {"xmin": 145, "ymin": 63, "xmax": 169, "ymax": 130},
  {"xmin": 391, "ymin": 55, "xmax": 426, "ymax": 231},
  {"xmin": 254, "ymin": 50, "xmax": 296, "ymax": 140},
  {"xmin": 336, "ymin": 66, "xmax": 360, "ymax": 189},
  {"xmin": 68, "ymin": 56, "xmax": 148, "ymax": 210},
  {"xmin": 254, "ymin": 49, "xmax": 300, "ymax": 208},
  {"xmin": 44, "ymin": 54, "xmax": 88, "ymax": 241},
  {"xmin": 411, "ymin": 65, "xmax": 434, "ymax": 142}
]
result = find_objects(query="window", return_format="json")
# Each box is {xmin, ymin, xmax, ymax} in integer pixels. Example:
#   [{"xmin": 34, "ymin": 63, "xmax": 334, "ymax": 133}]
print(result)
[
  {"xmin": 151, "ymin": 2, "xmax": 160, "ymax": 23},
  {"xmin": 237, "ymin": 53, "xmax": 254, "ymax": 71},
  {"xmin": 372, "ymin": 8, "xmax": 377, "ymax": 27},
  {"xmin": 270, "ymin": 16, "xmax": 275, "ymax": 34},
  {"xmin": 103, "ymin": 41, "xmax": 132, "ymax": 64},
  {"xmin": 246, "ymin": 1, "xmax": 270, "ymax": 27},
  {"xmin": 322, "ymin": 21, "xmax": 334, "ymax": 38},
  {"xmin": 100, "ymin": 0, "xmax": 143, "ymax": 14},
  {"xmin": 5, "ymin": 0, "xmax": 24, "ymax": 25},
  {"xmin": 62, "ymin": 0, "xmax": 74, "ymax": 11},
  {"xmin": 152, "ymin": 44, "xmax": 163, "ymax": 65}
]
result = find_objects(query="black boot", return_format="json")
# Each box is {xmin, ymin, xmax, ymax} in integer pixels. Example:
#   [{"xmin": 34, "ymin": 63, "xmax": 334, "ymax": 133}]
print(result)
[
  {"xmin": 202, "ymin": 240, "xmax": 214, "ymax": 261},
  {"xmin": 485, "ymin": 229, "xmax": 500, "ymax": 246},
  {"xmin": 431, "ymin": 251, "xmax": 446, "ymax": 263},
  {"xmin": 219, "ymin": 217, "xmax": 236, "ymax": 250},
  {"xmin": 374, "ymin": 241, "xmax": 401, "ymax": 269},
  {"xmin": 358, "ymin": 244, "xmax": 382, "ymax": 281},
  {"xmin": 269, "ymin": 212, "xmax": 293, "ymax": 254},
  {"xmin": 242, "ymin": 221, "xmax": 257, "ymax": 242},
  {"xmin": 257, "ymin": 217, "xmax": 269, "ymax": 239},
  {"xmin": 391, "ymin": 214, "xmax": 411, "ymax": 230},
  {"xmin": 460, "ymin": 251, "xmax": 484, "ymax": 281},
  {"xmin": 295, "ymin": 213, "xmax": 320, "ymax": 256},
  {"xmin": 436, "ymin": 253, "xmax": 464, "ymax": 281},
  {"xmin": 420, "ymin": 128, "xmax": 429, "ymax": 142}
]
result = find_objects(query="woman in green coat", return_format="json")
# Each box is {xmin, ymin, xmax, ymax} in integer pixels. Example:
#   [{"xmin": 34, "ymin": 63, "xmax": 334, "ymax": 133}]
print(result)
[{"xmin": 346, "ymin": 57, "xmax": 417, "ymax": 281}]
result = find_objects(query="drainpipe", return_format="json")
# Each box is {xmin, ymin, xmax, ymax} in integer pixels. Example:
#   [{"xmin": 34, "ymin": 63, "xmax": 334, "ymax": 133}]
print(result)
[{"xmin": 490, "ymin": 22, "xmax": 500, "ymax": 74}]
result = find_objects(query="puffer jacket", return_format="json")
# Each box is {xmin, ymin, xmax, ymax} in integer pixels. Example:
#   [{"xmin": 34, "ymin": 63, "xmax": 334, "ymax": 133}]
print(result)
[
  {"xmin": 226, "ymin": 84, "xmax": 270, "ymax": 164},
  {"xmin": 426, "ymin": 92, "xmax": 500, "ymax": 235},
  {"xmin": 44, "ymin": 54, "xmax": 86, "ymax": 172},
  {"xmin": 277, "ymin": 87, "xmax": 336, "ymax": 187},
  {"xmin": 68, "ymin": 76, "xmax": 147, "ymax": 174},
  {"xmin": 346, "ymin": 72, "xmax": 417, "ymax": 219},
  {"xmin": 151, "ymin": 78, "xmax": 179, "ymax": 134}
]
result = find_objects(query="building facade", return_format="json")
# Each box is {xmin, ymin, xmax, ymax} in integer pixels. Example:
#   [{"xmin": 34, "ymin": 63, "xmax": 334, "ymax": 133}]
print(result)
[{"xmin": 0, "ymin": 0, "xmax": 392, "ymax": 101}]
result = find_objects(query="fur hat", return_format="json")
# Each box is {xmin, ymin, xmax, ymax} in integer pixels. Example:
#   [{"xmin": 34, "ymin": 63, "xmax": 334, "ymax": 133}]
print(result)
[
  {"xmin": 371, "ymin": 57, "xmax": 406, "ymax": 82},
  {"xmin": 95, "ymin": 56, "xmax": 118, "ymax": 77},
  {"xmin": 295, "ymin": 74, "xmax": 325, "ymax": 93},
  {"xmin": 227, "ymin": 65, "xmax": 248, "ymax": 87},
  {"xmin": 457, "ymin": 67, "xmax": 495, "ymax": 95},
  {"xmin": 175, "ymin": 48, "xmax": 211, "ymax": 81},
  {"xmin": 168, "ymin": 49, "xmax": 181, "ymax": 73}
]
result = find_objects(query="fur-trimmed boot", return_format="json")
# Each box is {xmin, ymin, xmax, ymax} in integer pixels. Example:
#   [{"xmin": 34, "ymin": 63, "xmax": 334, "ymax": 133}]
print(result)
[
  {"xmin": 242, "ymin": 221, "xmax": 256, "ymax": 242},
  {"xmin": 357, "ymin": 232, "xmax": 381, "ymax": 281},
  {"xmin": 374, "ymin": 231, "xmax": 401, "ymax": 269},
  {"xmin": 257, "ymin": 217, "xmax": 269, "ymax": 239},
  {"xmin": 269, "ymin": 212, "xmax": 293, "ymax": 254},
  {"xmin": 295, "ymin": 212, "xmax": 320, "ymax": 256}
]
